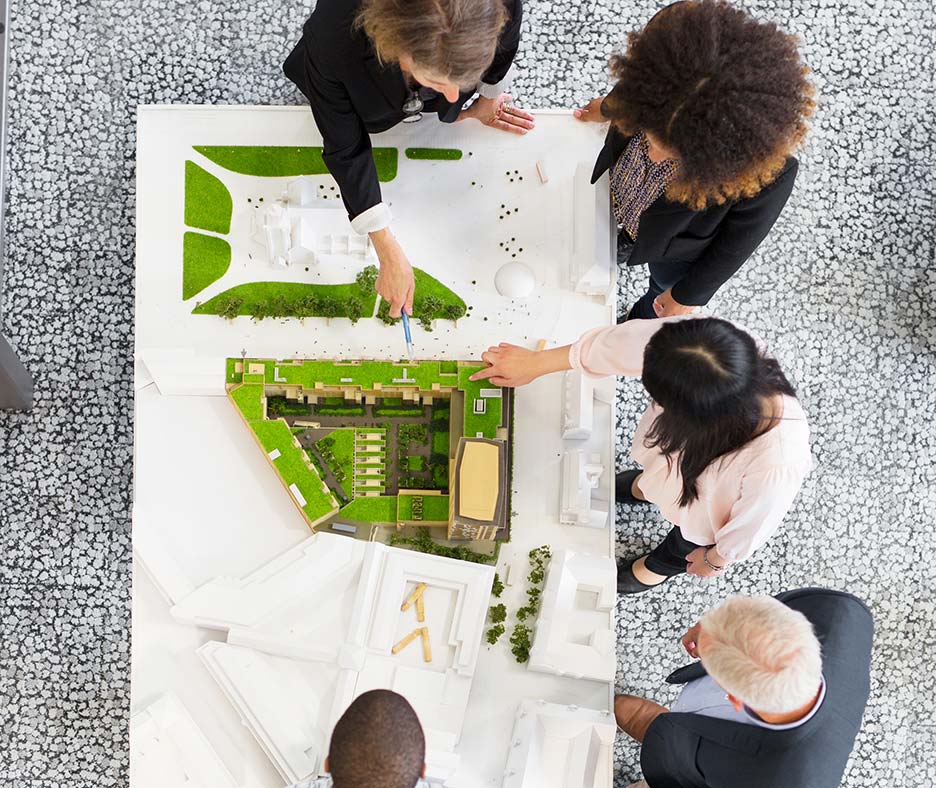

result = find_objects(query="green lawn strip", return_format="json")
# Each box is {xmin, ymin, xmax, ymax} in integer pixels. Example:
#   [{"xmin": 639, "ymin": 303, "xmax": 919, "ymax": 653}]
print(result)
[
  {"xmin": 229, "ymin": 383, "xmax": 265, "ymax": 421},
  {"xmin": 398, "ymin": 494, "xmax": 450, "ymax": 521},
  {"xmin": 184, "ymin": 161, "xmax": 233, "ymax": 234},
  {"xmin": 250, "ymin": 420, "xmax": 337, "ymax": 520},
  {"xmin": 458, "ymin": 366, "xmax": 503, "ymax": 439},
  {"xmin": 407, "ymin": 456, "xmax": 425, "ymax": 471},
  {"xmin": 439, "ymin": 361, "xmax": 458, "ymax": 374},
  {"xmin": 316, "ymin": 428, "xmax": 356, "ymax": 487},
  {"xmin": 226, "ymin": 359, "xmax": 243, "ymax": 384},
  {"xmin": 242, "ymin": 373, "xmax": 264, "ymax": 384},
  {"xmin": 193, "ymin": 145, "xmax": 398, "ymax": 182},
  {"xmin": 318, "ymin": 407, "xmax": 366, "ymax": 416},
  {"xmin": 375, "ymin": 408, "xmax": 424, "ymax": 417},
  {"xmin": 193, "ymin": 281, "xmax": 377, "ymax": 319},
  {"xmin": 183, "ymin": 232, "xmax": 231, "ymax": 301},
  {"xmin": 377, "ymin": 268, "xmax": 467, "ymax": 329},
  {"xmin": 431, "ymin": 429, "xmax": 450, "ymax": 455},
  {"xmin": 247, "ymin": 358, "xmax": 475, "ymax": 393},
  {"xmin": 405, "ymin": 148, "xmax": 463, "ymax": 161},
  {"xmin": 432, "ymin": 464, "xmax": 449, "ymax": 488},
  {"xmin": 339, "ymin": 495, "xmax": 399, "ymax": 523}
]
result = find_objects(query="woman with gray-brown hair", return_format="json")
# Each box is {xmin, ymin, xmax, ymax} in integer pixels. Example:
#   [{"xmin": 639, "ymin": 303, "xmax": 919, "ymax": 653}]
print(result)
[{"xmin": 284, "ymin": 0, "xmax": 534, "ymax": 319}]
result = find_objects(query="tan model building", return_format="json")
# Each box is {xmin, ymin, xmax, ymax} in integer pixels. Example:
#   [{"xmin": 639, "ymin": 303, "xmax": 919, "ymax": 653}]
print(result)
[{"xmin": 448, "ymin": 438, "xmax": 509, "ymax": 541}]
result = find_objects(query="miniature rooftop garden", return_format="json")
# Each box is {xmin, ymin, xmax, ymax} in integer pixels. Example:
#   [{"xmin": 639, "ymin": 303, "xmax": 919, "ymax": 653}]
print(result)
[{"xmin": 227, "ymin": 358, "xmax": 507, "ymax": 535}]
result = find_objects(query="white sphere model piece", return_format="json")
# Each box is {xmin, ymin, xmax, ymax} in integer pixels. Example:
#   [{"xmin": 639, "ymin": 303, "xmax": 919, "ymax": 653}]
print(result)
[{"xmin": 495, "ymin": 261, "xmax": 536, "ymax": 298}]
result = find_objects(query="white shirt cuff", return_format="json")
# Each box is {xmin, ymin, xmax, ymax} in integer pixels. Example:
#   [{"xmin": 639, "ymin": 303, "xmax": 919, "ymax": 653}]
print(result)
[
  {"xmin": 478, "ymin": 70, "xmax": 512, "ymax": 99},
  {"xmin": 350, "ymin": 202, "xmax": 392, "ymax": 234}
]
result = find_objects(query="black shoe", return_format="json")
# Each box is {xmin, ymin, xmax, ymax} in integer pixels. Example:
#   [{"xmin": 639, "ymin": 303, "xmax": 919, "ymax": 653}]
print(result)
[
  {"xmin": 616, "ymin": 557, "xmax": 672, "ymax": 595},
  {"xmin": 616, "ymin": 469, "xmax": 650, "ymax": 504}
]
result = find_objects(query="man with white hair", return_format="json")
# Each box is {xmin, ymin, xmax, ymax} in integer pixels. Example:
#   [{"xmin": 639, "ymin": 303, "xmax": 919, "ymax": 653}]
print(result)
[{"xmin": 615, "ymin": 588, "xmax": 873, "ymax": 788}]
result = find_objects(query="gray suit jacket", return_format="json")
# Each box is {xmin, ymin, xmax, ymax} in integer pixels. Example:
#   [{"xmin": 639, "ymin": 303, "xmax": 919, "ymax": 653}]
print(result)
[{"xmin": 641, "ymin": 588, "xmax": 873, "ymax": 788}]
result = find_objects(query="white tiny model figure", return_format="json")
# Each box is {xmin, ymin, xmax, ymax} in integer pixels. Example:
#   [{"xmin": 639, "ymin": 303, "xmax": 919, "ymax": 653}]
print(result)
[
  {"xmin": 560, "ymin": 450, "xmax": 608, "ymax": 529},
  {"xmin": 528, "ymin": 550, "xmax": 616, "ymax": 683},
  {"xmin": 495, "ymin": 261, "xmax": 536, "ymax": 298},
  {"xmin": 561, "ymin": 369, "xmax": 594, "ymax": 440},
  {"xmin": 501, "ymin": 700, "xmax": 616, "ymax": 788},
  {"xmin": 569, "ymin": 163, "xmax": 614, "ymax": 302}
]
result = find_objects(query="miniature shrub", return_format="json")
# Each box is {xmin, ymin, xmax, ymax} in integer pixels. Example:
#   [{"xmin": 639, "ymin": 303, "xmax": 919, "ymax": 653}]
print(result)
[
  {"xmin": 486, "ymin": 624, "xmax": 505, "ymax": 645},
  {"xmin": 489, "ymin": 604, "xmax": 507, "ymax": 624},
  {"xmin": 491, "ymin": 573, "xmax": 504, "ymax": 598}
]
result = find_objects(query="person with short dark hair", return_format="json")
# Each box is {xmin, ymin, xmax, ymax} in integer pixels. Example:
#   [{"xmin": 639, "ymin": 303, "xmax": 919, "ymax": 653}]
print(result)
[
  {"xmin": 616, "ymin": 589, "xmax": 873, "ymax": 788},
  {"xmin": 286, "ymin": 690, "xmax": 442, "ymax": 788},
  {"xmin": 284, "ymin": 0, "xmax": 534, "ymax": 319},
  {"xmin": 469, "ymin": 315, "xmax": 812, "ymax": 593},
  {"xmin": 574, "ymin": 0, "xmax": 815, "ymax": 320}
]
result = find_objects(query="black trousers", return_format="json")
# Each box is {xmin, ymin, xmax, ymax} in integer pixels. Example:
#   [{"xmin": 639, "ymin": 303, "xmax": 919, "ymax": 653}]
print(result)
[
  {"xmin": 617, "ymin": 234, "xmax": 696, "ymax": 321},
  {"xmin": 644, "ymin": 527, "xmax": 708, "ymax": 577}
]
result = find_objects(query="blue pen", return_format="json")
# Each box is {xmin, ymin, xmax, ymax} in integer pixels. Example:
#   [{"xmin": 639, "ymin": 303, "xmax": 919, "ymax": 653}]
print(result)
[{"xmin": 401, "ymin": 309, "xmax": 415, "ymax": 362}]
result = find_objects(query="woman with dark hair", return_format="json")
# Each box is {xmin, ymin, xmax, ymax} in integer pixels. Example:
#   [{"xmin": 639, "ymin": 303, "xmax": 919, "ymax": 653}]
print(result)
[
  {"xmin": 284, "ymin": 0, "xmax": 534, "ymax": 319},
  {"xmin": 574, "ymin": 0, "xmax": 815, "ymax": 320},
  {"xmin": 469, "ymin": 316, "xmax": 812, "ymax": 594}
]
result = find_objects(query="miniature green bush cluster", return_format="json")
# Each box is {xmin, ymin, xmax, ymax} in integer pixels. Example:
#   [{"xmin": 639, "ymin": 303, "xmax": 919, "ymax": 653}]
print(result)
[
  {"xmin": 491, "ymin": 573, "xmax": 505, "ymax": 598},
  {"xmin": 387, "ymin": 528, "xmax": 495, "ymax": 565},
  {"xmin": 510, "ymin": 546, "xmax": 552, "ymax": 663}
]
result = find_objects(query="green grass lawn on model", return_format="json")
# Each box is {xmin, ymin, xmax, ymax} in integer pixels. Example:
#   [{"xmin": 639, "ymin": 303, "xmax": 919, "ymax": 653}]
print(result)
[
  {"xmin": 182, "ymin": 232, "xmax": 232, "ymax": 300},
  {"xmin": 184, "ymin": 161, "xmax": 233, "ymax": 234},
  {"xmin": 193, "ymin": 145, "xmax": 399, "ymax": 182},
  {"xmin": 339, "ymin": 495, "xmax": 399, "ymax": 523},
  {"xmin": 404, "ymin": 148, "xmax": 463, "ymax": 160},
  {"xmin": 398, "ymin": 494, "xmax": 450, "ymax": 522}
]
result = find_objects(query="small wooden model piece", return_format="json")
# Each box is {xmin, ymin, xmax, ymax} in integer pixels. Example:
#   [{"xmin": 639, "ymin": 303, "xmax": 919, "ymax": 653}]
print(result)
[
  {"xmin": 415, "ymin": 593, "xmax": 425, "ymax": 623},
  {"xmin": 401, "ymin": 583, "xmax": 428, "ymax": 613},
  {"xmin": 419, "ymin": 626, "xmax": 432, "ymax": 663},
  {"xmin": 392, "ymin": 627, "xmax": 423, "ymax": 655}
]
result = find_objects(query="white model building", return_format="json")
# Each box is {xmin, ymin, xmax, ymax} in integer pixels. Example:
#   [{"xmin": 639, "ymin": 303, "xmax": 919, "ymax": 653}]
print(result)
[
  {"xmin": 130, "ymin": 694, "xmax": 238, "ymax": 788},
  {"xmin": 561, "ymin": 369, "xmax": 594, "ymax": 440},
  {"xmin": 170, "ymin": 532, "xmax": 494, "ymax": 784},
  {"xmin": 528, "ymin": 550, "xmax": 616, "ymax": 683},
  {"xmin": 252, "ymin": 176, "xmax": 376, "ymax": 269},
  {"xmin": 569, "ymin": 163, "xmax": 615, "ymax": 302},
  {"xmin": 501, "ymin": 700, "xmax": 616, "ymax": 788},
  {"xmin": 560, "ymin": 450, "xmax": 608, "ymax": 528}
]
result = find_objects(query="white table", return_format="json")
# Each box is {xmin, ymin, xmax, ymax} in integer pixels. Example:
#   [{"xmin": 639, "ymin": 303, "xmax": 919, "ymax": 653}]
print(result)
[{"xmin": 132, "ymin": 106, "xmax": 618, "ymax": 788}]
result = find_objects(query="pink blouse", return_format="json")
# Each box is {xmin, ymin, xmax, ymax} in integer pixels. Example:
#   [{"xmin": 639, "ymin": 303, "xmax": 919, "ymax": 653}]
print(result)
[{"xmin": 569, "ymin": 316, "xmax": 812, "ymax": 563}]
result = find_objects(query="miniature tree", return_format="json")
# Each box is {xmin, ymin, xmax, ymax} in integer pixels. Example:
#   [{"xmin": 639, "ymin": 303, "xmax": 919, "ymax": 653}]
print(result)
[
  {"xmin": 252, "ymin": 300, "xmax": 271, "ymax": 321},
  {"xmin": 443, "ymin": 302, "xmax": 466, "ymax": 324},
  {"xmin": 297, "ymin": 294, "xmax": 320, "ymax": 318},
  {"xmin": 491, "ymin": 573, "xmax": 505, "ymax": 598},
  {"xmin": 346, "ymin": 296, "xmax": 364, "ymax": 325},
  {"xmin": 271, "ymin": 294, "xmax": 290, "ymax": 318},
  {"xmin": 319, "ymin": 296, "xmax": 341, "ymax": 324},
  {"xmin": 355, "ymin": 265, "xmax": 379, "ymax": 292},
  {"xmin": 219, "ymin": 295, "xmax": 244, "ymax": 320},
  {"xmin": 415, "ymin": 295, "xmax": 443, "ymax": 331}
]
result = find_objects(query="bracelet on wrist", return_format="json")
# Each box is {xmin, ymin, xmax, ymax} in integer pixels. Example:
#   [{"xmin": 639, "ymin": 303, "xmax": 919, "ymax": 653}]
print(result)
[{"xmin": 703, "ymin": 547, "xmax": 726, "ymax": 572}]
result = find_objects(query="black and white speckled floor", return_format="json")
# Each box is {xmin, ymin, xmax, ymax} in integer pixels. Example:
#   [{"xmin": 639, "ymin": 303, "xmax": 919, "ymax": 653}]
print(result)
[{"xmin": 0, "ymin": 1, "xmax": 933, "ymax": 785}]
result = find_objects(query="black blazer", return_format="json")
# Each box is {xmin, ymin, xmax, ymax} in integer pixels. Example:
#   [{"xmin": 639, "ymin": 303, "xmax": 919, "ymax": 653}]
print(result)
[
  {"xmin": 284, "ymin": 0, "xmax": 522, "ymax": 222},
  {"xmin": 640, "ymin": 588, "xmax": 873, "ymax": 788},
  {"xmin": 592, "ymin": 127, "xmax": 798, "ymax": 306}
]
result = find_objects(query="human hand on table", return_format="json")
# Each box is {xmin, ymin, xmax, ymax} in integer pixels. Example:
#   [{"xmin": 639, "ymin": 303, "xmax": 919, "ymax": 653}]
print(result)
[
  {"xmin": 468, "ymin": 343, "xmax": 571, "ymax": 387},
  {"xmin": 685, "ymin": 546, "xmax": 728, "ymax": 578},
  {"xmin": 681, "ymin": 622, "xmax": 702, "ymax": 659},
  {"xmin": 572, "ymin": 96, "xmax": 607, "ymax": 122},
  {"xmin": 458, "ymin": 94, "xmax": 535, "ymax": 135},
  {"xmin": 370, "ymin": 228, "xmax": 415, "ymax": 318},
  {"xmin": 653, "ymin": 288, "xmax": 696, "ymax": 317}
]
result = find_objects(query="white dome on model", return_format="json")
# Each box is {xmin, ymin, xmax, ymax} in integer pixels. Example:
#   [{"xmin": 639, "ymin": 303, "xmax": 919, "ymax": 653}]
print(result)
[{"xmin": 495, "ymin": 261, "xmax": 536, "ymax": 298}]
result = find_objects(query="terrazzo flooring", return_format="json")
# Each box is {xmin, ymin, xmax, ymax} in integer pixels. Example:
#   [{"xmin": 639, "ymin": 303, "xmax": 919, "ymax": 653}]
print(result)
[{"xmin": 0, "ymin": 0, "xmax": 933, "ymax": 785}]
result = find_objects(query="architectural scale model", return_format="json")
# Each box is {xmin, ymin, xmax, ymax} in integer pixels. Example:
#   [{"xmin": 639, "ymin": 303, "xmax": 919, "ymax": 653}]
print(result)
[
  {"xmin": 226, "ymin": 357, "xmax": 514, "ymax": 542},
  {"xmin": 561, "ymin": 369, "xmax": 594, "ymax": 440},
  {"xmin": 569, "ymin": 164, "xmax": 615, "ymax": 303},
  {"xmin": 130, "ymin": 694, "xmax": 238, "ymax": 788},
  {"xmin": 501, "ymin": 700, "xmax": 616, "ymax": 788},
  {"xmin": 527, "ymin": 550, "xmax": 617, "ymax": 683},
  {"xmin": 559, "ymin": 450, "xmax": 609, "ymax": 529},
  {"xmin": 252, "ymin": 176, "xmax": 376, "ymax": 269},
  {"xmin": 171, "ymin": 531, "xmax": 495, "ymax": 783}
]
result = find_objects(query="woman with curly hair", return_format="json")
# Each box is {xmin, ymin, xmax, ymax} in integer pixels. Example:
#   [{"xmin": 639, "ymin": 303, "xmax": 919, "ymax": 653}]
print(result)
[{"xmin": 575, "ymin": 0, "xmax": 815, "ymax": 320}]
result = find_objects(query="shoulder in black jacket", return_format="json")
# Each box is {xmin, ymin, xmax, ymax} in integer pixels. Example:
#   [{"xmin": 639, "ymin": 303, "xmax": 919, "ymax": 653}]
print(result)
[
  {"xmin": 592, "ymin": 126, "xmax": 798, "ymax": 306},
  {"xmin": 640, "ymin": 588, "xmax": 873, "ymax": 788},
  {"xmin": 284, "ymin": 0, "xmax": 522, "ymax": 221}
]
